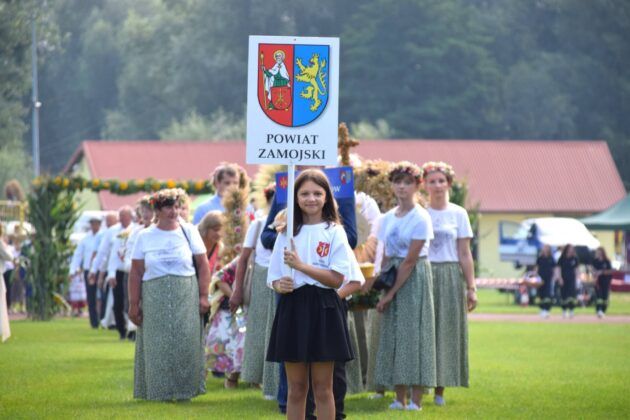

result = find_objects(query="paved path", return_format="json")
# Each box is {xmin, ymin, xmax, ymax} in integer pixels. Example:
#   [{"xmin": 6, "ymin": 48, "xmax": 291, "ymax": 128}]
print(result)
[{"xmin": 469, "ymin": 313, "xmax": 630, "ymax": 324}]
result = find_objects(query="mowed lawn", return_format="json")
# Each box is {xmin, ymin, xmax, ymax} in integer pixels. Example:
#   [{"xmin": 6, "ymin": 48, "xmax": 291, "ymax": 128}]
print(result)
[
  {"xmin": 2, "ymin": 316, "xmax": 629, "ymax": 419},
  {"xmin": 475, "ymin": 289, "xmax": 630, "ymax": 315}
]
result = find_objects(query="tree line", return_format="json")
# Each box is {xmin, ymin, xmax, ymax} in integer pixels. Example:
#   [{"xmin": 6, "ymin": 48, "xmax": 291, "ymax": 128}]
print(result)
[{"xmin": 2, "ymin": 0, "xmax": 629, "ymax": 189}]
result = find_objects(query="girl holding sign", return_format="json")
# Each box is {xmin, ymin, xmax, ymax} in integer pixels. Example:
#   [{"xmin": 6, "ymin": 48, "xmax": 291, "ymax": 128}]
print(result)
[{"xmin": 266, "ymin": 169, "xmax": 354, "ymax": 420}]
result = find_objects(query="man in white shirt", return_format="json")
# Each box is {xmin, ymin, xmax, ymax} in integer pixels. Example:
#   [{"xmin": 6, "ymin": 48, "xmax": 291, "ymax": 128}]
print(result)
[
  {"xmin": 106, "ymin": 200, "xmax": 152, "ymax": 341},
  {"xmin": 99, "ymin": 206, "xmax": 134, "ymax": 339},
  {"xmin": 69, "ymin": 217, "xmax": 102, "ymax": 328},
  {"xmin": 88, "ymin": 212, "xmax": 117, "ymax": 326}
]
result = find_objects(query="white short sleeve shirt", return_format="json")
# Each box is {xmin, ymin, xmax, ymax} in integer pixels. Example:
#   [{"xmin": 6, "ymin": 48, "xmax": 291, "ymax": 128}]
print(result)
[
  {"xmin": 427, "ymin": 203, "xmax": 473, "ymax": 262},
  {"xmin": 267, "ymin": 222, "xmax": 351, "ymax": 290},
  {"xmin": 378, "ymin": 204, "xmax": 433, "ymax": 258},
  {"xmin": 243, "ymin": 217, "xmax": 272, "ymax": 267},
  {"xmin": 131, "ymin": 223, "xmax": 206, "ymax": 281}
]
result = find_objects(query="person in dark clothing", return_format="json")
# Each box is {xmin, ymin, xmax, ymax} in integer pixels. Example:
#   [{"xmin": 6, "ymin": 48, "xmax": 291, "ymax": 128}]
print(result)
[
  {"xmin": 261, "ymin": 169, "xmax": 357, "ymax": 418},
  {"xmin": 591, "ymin": 247, "xmax": 614, "ymax": 318},
  {"xmin": 555, "ymin": 244, "xmax": 580, "ymax": 319},
  {"xmin": 536, "ymin": 244, "xmax": 556, "ymax": 318}
]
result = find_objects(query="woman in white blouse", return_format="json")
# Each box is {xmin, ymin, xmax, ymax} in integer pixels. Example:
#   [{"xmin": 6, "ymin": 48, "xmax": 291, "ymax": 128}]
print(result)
[
  {"xmin": 423, "ymin": 161, "xmax": 476, "ymax": 407},
  {"xmin": 373, "ymin": 161, "xmax": 436, "ymax": 411},
  {"xmin": 127, "ymin": 188, "xmax": 210, "ymax": 401}
]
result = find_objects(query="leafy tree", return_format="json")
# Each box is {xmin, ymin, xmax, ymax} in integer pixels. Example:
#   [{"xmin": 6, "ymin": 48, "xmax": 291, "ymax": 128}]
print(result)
[
  {"xmin": 20, "ymin": 0, "xmax": 630, "ymax": 187},
  {"xmin": 38, "ymin": 0, "xmax": 120, "ymax": 171},
  {"xmin": 502, "ymin": 54, "xmax": 576, "ymax": 139},
  {"xmin": 0, "ymin": 1, "xmax": 33, "ymax": 148},
  {"xmin": 349, "ymin": 119, "xmax": 394, "ymax": 140},
  {"xmin": 0, "ymin": 140, "xmax": 32, "ymax": 193},
  {"xmin": 159, "ymin": 109, "xmax": 245, "ymax": 141},
  {"xmin": 341, "ymin": 0, "xmax": 501, "ymax": 139}
]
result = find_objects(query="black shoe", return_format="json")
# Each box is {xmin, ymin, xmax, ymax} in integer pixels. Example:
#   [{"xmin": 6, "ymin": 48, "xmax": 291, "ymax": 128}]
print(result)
[{"xmin": 127, "ymin": 331, "xmax": 136, "ymax": 341}]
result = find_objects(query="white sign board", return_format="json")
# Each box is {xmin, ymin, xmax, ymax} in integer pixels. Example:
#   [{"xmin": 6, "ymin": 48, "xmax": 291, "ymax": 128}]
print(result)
[{"xmin": 246, "ymin": 35, "xmax": 339, "ymax": 165}]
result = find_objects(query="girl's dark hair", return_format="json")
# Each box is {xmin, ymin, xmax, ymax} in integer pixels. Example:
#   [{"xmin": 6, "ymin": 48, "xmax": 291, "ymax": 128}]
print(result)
[
  {"xmin": 596, "ymin": 246, "xmax": 610, "ymax": 262},
  {"xmin": 293, "ymin": 169, "xmax": 340, "ymax": 236},
  {"xmin": 559, "ymin": 243, "xmax": 575, "ymax": 260}
]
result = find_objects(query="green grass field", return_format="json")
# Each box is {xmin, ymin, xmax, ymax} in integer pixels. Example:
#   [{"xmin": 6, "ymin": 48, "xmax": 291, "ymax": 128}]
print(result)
[
  {"xmin": 2, "ymin": 318, "xmax": 629, "ymax": 419},
  {"xmin": 475, "ymin": 289, "xmax": 630, "ymax": 315}
]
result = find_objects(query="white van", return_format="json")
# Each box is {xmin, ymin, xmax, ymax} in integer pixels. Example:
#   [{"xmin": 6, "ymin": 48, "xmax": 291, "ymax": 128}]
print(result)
[{"xmin": 499, "ymin": 217, "xmax": 600, "ymax": 267}]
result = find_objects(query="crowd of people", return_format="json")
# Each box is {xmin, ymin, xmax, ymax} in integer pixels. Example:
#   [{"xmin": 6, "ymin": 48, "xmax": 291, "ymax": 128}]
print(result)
[
  {"xmin": 3, "ymin": 159, "xmax": 478, "ymax": 417},
  {"xmin": 535, "ymin": 243, "xmax": 615, "ymax": 319},
  {"xmin": 0, "ymin": 146, "xmax": 622, "ymax": 419}
]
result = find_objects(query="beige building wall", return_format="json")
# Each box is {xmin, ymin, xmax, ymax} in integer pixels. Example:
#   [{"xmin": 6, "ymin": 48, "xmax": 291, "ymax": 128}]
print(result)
[{"xmin": 476, "ymin": 212, "xmax": 618, "ymax": 278}]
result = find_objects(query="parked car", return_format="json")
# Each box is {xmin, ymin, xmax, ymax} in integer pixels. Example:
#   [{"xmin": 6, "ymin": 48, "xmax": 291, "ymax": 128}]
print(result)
[{"xmin": 499, "ymin": 217, "xmax": 600, "ymax": 267}]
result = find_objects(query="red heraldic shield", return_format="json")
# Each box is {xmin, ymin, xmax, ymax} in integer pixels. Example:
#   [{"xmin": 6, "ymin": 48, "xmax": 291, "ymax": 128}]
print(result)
[
  {"xmin": 258, "ymin": 44, "xmax": 294, "ymax": 126},
  {"xmin": 316, "ymin": 242, "xmax": 330, "ymax": 258}
]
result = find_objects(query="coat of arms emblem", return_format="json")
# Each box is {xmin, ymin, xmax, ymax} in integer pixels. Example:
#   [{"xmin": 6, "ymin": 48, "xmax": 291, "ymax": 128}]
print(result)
[
  {"xmin": 258, "ymin": 43, "xmax": 329, "ymax": 127},
  {"xmin": 316, "ymin": 241, "xmax": 331, "ymax": 258}
]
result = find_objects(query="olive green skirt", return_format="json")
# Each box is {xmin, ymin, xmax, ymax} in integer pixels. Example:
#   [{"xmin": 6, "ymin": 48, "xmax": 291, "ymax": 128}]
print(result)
[
  {"xmin": 240, "ymin": 263, "xmax": 279, "ymax": 396},
  {"xmin": 432, "ymin": 262, "xmax": 469, "ymax": 387},
  {"xmin": 134, "ymin": 275, "xmax": 206, "ymax": 401},
  {"xmin": 374, "ymin": 257, "xmax": 436, "ymax": 387},
  {"xmin": 345, "ymin": 310, "xmax": 364, "ymax": 394},
  {"xmin": 365, "ymin": 308, "xmax": 383, "ymax": 392}
]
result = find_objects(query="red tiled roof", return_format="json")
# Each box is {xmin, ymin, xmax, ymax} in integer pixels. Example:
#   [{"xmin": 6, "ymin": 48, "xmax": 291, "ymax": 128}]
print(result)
[
  {"xmin": 356, "ymin": 140, "xmax": 626, "ymax": 213},
  {"xmin": 65, "ymin": 140, "xmax": 625, "ymax": 212},
  {"xmin": 65, "ymin": 141, "xmax": 259, "ymax": 211}
]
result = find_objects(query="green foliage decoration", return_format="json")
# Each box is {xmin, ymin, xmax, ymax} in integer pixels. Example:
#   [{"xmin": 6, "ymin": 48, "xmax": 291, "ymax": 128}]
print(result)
[
  {"xmin": 24, "ymin": 174, "xmax": 216, "ymax": 320},
  {"xmin": 25, "ymin": 180, "xmax": 80, "ymax": 320},
  {"xmin": 32, "ymin": 175, "xmax": 215, "ymax": 196}
]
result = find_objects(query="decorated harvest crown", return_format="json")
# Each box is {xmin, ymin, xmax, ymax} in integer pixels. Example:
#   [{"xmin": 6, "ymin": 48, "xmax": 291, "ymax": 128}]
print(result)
[
  {"xmin": 388, "ymin": 161, "xmax": 423, "ymax": 183},
  {"xmin": 421, "ymin": 161, "xmax": 455, "ymax": 182},
  {"xmin": 149, "ymin": 188, "xmax": 186, "ymax": 209}
]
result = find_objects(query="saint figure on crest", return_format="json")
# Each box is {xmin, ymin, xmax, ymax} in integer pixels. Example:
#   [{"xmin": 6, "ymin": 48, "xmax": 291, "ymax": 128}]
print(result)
[{"xmin": 262, "ymin": 50, "xmax": 291, "ymax": 109}]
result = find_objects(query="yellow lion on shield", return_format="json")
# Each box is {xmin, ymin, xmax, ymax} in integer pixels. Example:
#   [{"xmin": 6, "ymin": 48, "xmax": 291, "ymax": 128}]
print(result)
[{"xmin": 295, "ymin": 53, "xmax": 327, "ymax": 112}]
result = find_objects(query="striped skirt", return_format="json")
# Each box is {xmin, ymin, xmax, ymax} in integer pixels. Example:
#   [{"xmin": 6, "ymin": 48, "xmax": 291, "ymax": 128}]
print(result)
[
  {"xmin": 432, "ymin": 262, "xmax": 469, "ymax": 387},
  {"xmin": 134, "ymin": 275, "xmax": 206, "ymax": 400},
  {"xmin": 374, "ymin": 257, "xmax": 436, "ymax": 387}
]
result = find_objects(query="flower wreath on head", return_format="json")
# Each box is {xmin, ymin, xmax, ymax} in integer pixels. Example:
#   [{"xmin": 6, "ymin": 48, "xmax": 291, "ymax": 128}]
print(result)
[
  {"xmin": 149, "ymin": 188, "xmax": 185, "ymax": 209},
  {"xmin": 388, "ymin": 161, "xmax": 423, "ymax": 183},
  {"xmin": 421, "ymin": 161, "xmax": 455, "ymax": 181}
]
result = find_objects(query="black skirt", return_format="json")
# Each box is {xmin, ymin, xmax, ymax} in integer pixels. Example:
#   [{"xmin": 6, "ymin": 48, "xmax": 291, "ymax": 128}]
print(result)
[{"xmin": 266, "ymin": 285, "xmax": 354, "ymax": 363}]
